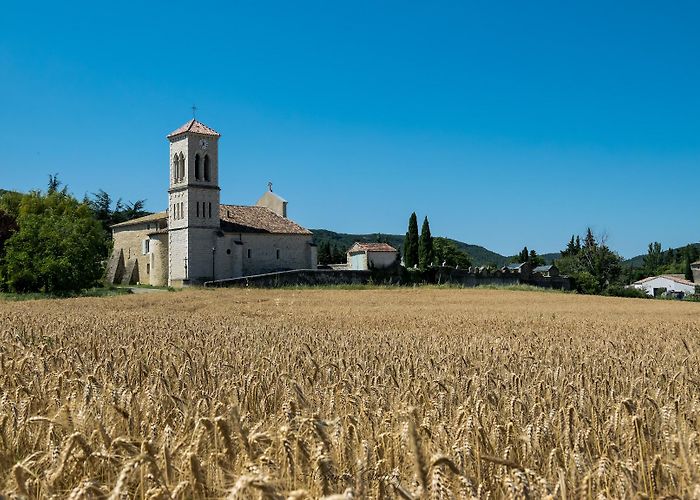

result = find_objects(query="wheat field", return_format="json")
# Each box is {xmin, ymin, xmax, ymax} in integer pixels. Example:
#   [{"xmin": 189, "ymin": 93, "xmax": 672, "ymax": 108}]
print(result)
[{"xmin": 1, "ymin": 288, "xmax": 699, "ymax": 499}]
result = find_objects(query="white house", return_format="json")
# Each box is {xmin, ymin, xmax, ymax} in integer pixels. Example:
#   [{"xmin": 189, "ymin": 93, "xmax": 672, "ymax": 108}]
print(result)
[
  {"xmin": 631, "ymin": 275, "xmax": 697, "ymax": 297},
  {"xmin": 347, "ymin": 242, "xmax": 398, "ymax": 270}
]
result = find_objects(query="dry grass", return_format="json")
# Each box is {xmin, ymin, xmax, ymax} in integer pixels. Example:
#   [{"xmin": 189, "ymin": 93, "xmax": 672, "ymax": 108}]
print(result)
[{"xmin": 1, "ymin": 288, "xmax": 699, "ymax": 499}]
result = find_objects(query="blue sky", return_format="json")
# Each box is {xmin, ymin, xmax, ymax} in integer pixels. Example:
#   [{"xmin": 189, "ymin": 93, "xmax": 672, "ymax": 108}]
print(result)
[{"xmin": 1, "ymin": 1, "xmax": 698, "ymax": 257}]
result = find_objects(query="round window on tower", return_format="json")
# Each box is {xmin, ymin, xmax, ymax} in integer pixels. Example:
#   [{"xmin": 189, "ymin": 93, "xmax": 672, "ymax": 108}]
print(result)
[{"xmin": 226, "ymin": 249, "xmax": 231, "ymax": 255}]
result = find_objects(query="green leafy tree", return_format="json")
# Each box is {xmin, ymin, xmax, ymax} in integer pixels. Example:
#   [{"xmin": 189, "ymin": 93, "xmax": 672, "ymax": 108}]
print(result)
[
  {"xmin": 433, "ymin": 238, "xmax": 472, "ymax": 268},
  {"xmin": 556, "ymin": 229, "xmax": 623, "ymax": 294},
  {"xmin": 643, "ymin": 241, "xmax": 663, "ymax": 276},
  {"xmin": 403, "ymin": 212, "xmax": 419, "ymax": 268},
  {"xmin": 2, "ymin": 191, "xmax": 107, "ymax": 293},
  {"xmin": 418, "ymin": 216, "xmax": 434, "ymax": 269},
  {"xmin": 88, "ymin": 190, "xmax": 147, "ymax": 234},
  {"xmin": 685, "ymin": 258, "xmax": 693, "ymax": 282},
  {"xmin": 0, "ymin": 210, "xmax": 18, "ymax": 258}
]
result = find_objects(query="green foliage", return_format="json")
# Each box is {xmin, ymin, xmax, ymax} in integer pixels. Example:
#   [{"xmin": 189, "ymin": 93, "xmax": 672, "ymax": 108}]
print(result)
[
  {"xmin": 433, "ymin": 237, "xmax": 472, "ymax": 268},
  {"xmin": 529, "ymin": 249, "xmax": 545, "ymax": 267},
  {"xmin": 571, "ymin": 271, "xmax": 600, "ymax": 295},
  {"xmin": 0, "ymin": 210, "xmax": 18, "ymax": 257},
  {"xmin": 514, "ymin": 246, "xmax": 545, "ymax": 267},
  {"xmin": 556, "ymin": 228, "xmax": 623, "ymax": 294},
  {"xmin": 88, "ymin": 189, "xmax": 149, "ymax": 235},
  {"xmin": 643, "ymin": 241, "xmax": 663, "ymax": 276},
  {"xmin": 403, "ymin": 212, "xmax": 419, "ymax": 268},
  {"xmin": 318, "ymin": 241, "xmax": 332, "ymax": 265},
  {"xmin": 331, "ymin": 244, "xmax": 345, "ymax": 264},
  {"xmin": 311, "ymin": 229, "xmax": 508, "ymax": 267},
  {"xmin": 517, "ymin": 247, "xmax": 529, "ymax": 263},
  {"xmin": 1, "ymin": 191, "xmax": 108, "ymax": 294},
  {"xmin": 561, "ymin": 235, "xmax": 582, "ymax": 257},
  {"xmin": 685, "ymin": 258, "xmax": 693, "ymax": 282},
  {"xmin": 603, "ymin": 285, "xmax": 650, "ymax": 299},
  {"xmin": 418, "ymin": 216, "xmax": 434, "ymax": 270}
]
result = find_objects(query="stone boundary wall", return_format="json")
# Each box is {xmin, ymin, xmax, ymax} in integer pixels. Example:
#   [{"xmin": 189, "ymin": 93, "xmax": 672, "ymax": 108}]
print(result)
[
  {"xmin": 431, "ymin": 267, "xmax": 520, "ymax": 287},
  {"xmin": 204, "ymin": 267, "xmax": 572, "ymax": 290},
  {"xmin": 206, "ymin": 269, "xmax": 372, "ymax": 288}
]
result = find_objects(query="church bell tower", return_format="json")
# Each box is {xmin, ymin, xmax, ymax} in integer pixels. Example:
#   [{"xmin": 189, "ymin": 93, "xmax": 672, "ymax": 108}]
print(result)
[{"xmin": 166, "ymin": 119, "xmax": 221, "ymax": 285}]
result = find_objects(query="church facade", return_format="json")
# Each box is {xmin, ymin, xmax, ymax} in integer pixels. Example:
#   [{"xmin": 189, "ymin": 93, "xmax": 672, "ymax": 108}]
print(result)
[{"xmin": 106, "ymin": 119, "xmax": 317, "ymax": 287}]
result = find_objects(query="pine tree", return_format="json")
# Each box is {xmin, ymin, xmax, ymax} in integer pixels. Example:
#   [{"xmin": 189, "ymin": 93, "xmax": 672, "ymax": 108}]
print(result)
[
  {"xmin": 404, "ymin": 213, "xmax": 419, "ymax": 268},
  {"xmin": 562, "ymin": 235, "xmax": 577, "ymax": 257},
  {"xmin": 418, "ymin": 216, "xmax": 434, "ymax": 270},
  {"xmin": 318, "ymin": 241, "xmax": 331, "ymax": 265},
  {"xmin": 584, "ymin": 228, "xmax": 597, "ymax": 249},
  {"xmin": 518, "ymin": 246, "xmax": 529, "ymax": 263}
]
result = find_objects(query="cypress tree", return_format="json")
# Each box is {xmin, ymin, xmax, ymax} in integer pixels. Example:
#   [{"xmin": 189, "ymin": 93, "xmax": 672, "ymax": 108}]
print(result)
[
  {"xmin": 519, "ymin": 246, "xmax": 529, "ymax": 263},
  {"xmin": 318, "ymin": 241, "xmax": 331, "ymax": 265},
  {"xmin": 685, "ymin": 258, "xmax": 693, "ymax": 282},
  {"xmin": 419, "ymin": 216, "xmax": 434, "ymax": 269},
  {"xmin": 404, "ymin": 212, "xmax": 419, "ymax": 268}
]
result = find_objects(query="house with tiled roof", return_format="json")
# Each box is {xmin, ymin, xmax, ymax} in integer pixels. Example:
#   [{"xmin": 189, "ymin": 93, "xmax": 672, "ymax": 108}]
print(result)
[
  {"xmin": 631, "ymin": 274, "xmax": 697, "ymax": 298},
  {"xmin": 106, "ymin": 119, "xmax": 317, "ymax": 286},
  {"xmin": 347, "ymin": 242, "xmax": 398, "ymax": 270}
]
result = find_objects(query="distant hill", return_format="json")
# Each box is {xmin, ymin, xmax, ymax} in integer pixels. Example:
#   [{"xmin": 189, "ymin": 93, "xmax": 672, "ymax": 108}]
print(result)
[
  {"xmin": 624, "ymin": 243, "xmax": 700, "ymax": 268},
  {"xmin": 0, "ymin": 189, "xmax": 19, "ymax": 198},
  {"xmin": 311, "ymin": 229, "xmax": 561, "ymax": 267}
]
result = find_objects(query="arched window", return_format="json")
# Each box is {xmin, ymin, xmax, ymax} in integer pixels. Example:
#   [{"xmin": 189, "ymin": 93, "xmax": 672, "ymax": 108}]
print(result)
[
  {"xmin": 173, "ymin": 154, "xmax": 179, "ymax": 182},
  {"xmin": 204, "ymin": 155, "xmax": 211, "ymax": 181},
  {"xmin": 179, "ymin": 153, "xmax": 185, "ymax": 181},
  {"xmin": 194, "ymin": 154, "xmax": 201, "ymax": 180}
]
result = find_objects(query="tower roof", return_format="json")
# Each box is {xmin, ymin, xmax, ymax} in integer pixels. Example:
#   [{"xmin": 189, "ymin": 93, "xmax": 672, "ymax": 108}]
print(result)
[{"xmin": 167, "ymin": 119, "xmax": 221, "ymax": 139}]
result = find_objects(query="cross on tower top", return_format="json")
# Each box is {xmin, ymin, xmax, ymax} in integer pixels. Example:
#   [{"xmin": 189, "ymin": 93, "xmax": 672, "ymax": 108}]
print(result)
[{"xmin": 191, "ymin": 105, "xmax": 197, "ymax": 119}]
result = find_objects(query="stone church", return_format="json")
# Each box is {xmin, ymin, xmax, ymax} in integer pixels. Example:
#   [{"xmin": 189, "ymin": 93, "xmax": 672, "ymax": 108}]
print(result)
[{"xmin": 106, "ymin": 119, "xmax": 317, "ymax": 287}]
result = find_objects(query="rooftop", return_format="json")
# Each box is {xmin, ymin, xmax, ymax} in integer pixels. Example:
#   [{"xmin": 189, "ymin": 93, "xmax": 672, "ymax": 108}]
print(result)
[
  {"xmin": 348, "ymin": 242, "xmax": 398, "ymax": 253},
  {"xmin": 220, "ymin": 205, "xmax": 311, "ymax": 234},
  {"xmin": 111, "ymin": 205, "xmax": 311, "ymax": 235},
  {"xmin": 111, "ymin": 211, "xmax": 167, "ymax": 228},
  {"xmin": 167, "ymin": 119, "xmax": 221, "ymax": 139},
  {"xmin": 633, "ymin": 275, "xmax": 696, "ymax": 287},
  {"xmin": 532, "ymin": 265, "xmax": 555, "ymax": 273}
]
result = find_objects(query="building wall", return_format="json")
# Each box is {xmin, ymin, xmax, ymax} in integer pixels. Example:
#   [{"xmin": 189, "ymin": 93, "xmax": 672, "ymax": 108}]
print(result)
[
  {"xmin": 349, "ymin": 252, "xmax": 368, "ymax": 270},
  {"xmin": 148, "ymin": 233, "xmax": 169, "ymax": 286},
  {"xmin": 233, "ymin": 233, "xmax": 315, "ymax": 276},
  {"xmin": 112, "ymin": 223, "xmax": 156, "ymax": 285},
  {"xmin": 368, "ymin": 251, "xmax": 398, "ymax": 269},
  {"xmin": 692, "ymin": 265, "xmax": 700, "ymax": 284},
  {"xmin": 168, "ymin": 228, "xmax": 188, "ymax": 285},
  {"xmin": 256, "ymin": 191, "xmax": 287, "ymax": 218},
  {"xmin": 632, "ymin": 277, "xmax": 696, "ymax": 296}
]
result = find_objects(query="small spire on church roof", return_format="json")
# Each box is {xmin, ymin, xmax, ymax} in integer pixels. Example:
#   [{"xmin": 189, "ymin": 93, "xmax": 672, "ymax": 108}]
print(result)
[{"xmin": 167, "ymin": 119, "xmax": 220, "ymax": 139}]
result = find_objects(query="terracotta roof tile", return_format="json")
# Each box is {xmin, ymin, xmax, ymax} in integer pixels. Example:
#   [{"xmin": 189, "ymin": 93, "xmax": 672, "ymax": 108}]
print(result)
[
  {"xmin": 111, "ymin": 211, "xmax": 168, "ymax": 228},
  {"xmin": 111, "ymin": 205, "xmax": 312, "ymax": 235},
  {"xmin": 167, "ymin": 119, "xmax": 221, "ymax": 139},
  {"xmin": 633, "ymin": 275, "xmax": 696, "ymax": 287},
  {"xmin": 348, "ymin": 242, "xmax": 397, "ymax": 253},
  {"xmin": 220, "ymin": 204, "xmax": 311, "ymax": 235}
]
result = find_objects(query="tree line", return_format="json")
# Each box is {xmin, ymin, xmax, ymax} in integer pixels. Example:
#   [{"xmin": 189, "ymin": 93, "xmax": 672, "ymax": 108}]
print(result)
[{"xmin": 0, "ymin": 176, "xmax": 148, "ymax": 294}]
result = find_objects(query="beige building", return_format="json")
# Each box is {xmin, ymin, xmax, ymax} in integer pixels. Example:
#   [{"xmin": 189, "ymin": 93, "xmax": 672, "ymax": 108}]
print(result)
[
  {"xmin": 347, "ymin": 242, "xmax": 398, "ymax": 270},
  {"xmin": 106, "ymin": 119, "xmax": 317, "ymax": 286}
]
